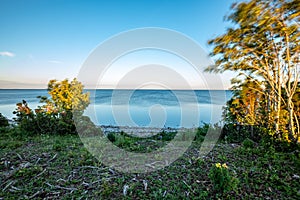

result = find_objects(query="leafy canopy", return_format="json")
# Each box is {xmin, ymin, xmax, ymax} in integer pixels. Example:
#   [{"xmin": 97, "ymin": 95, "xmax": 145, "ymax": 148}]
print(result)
[
  {"xmin": 40, "ymin": 78, "xmax": 90, "ymax": 114},
  {"xmin": 207, "ymin": 0, "xmax": 300, "ymax": 143}
]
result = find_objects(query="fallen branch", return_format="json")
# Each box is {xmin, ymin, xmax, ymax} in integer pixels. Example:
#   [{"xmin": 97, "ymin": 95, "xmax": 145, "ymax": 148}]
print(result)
[
  {"xmin": 35, "ymin": 168, "xmax": 46, "ymax": 178},
  {"xmin": 45, "ymin": 182, "xmax": 77, "ymax": 191},
  {"xmin": 10, "ymin": 186, "xmax": 22, "ymax": 191},
  {"xmin": 2, "ymin": 181, "xmax": 14, "ymax": 192},
  {"xmin": 55, "ymin": 185, "xmax": 78, "ymax": 191},
  {"xmin": 34, "ymin": 157, "xmax": 41, "ymax": 165},
  {"xmin": 16, "ymin": 153, "xmax": 23, "ymax": 160},
  {"xmin": 28, "ymin": 190, "xmax": 42, "ymax": 199},
  {"xmin": 78, "ymin": 165, "xmax": 104, "ymax": 170},
  {"xmin": 183, "ymin": 180, "xmax": 194, "ymax": 194},
  {"xmin": 48, "ymin": 154, "xmax": 57, "ymax": 163}
]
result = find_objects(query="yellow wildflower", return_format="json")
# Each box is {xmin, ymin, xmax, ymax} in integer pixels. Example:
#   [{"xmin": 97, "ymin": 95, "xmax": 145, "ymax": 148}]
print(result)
[
  {"xmin": 222, "ymin": 163, "xmax": 228, "ymax": 168},
  {"xmin": 215, "ymin": 163, "xmax": 221, "ymax": 168}
]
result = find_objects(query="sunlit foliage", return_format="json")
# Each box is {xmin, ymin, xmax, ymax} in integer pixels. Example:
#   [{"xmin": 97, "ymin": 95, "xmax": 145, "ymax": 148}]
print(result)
[
  {"xmin": 208, "ymin": 0, "xmax": 300, "ymax": 143},
  {"xmin": 13, "ymin": 78, "xmax": 91, "ymax": 135}
]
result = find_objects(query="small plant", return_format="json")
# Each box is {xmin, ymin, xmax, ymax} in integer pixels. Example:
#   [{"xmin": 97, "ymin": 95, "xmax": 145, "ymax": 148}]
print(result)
[
  {"xmin": 242, "ymin": 138, "xmax": 255, "ymax": 148},
  {"xmin": 209, "ymin": 162, "xmax": 238, "ymax": 193},
  {"xmin": 194, "ymin": 123, "xmax": 209, "ymax": 141},
  {"xmin": 107, "ymin": 132, "xmax": 116, "ymax": 142}
]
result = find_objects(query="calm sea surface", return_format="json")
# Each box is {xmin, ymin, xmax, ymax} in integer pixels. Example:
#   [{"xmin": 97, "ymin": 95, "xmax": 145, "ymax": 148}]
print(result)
[{"xmin": 0, "ymin": 89, "xmax": 232, "ymax": 128}]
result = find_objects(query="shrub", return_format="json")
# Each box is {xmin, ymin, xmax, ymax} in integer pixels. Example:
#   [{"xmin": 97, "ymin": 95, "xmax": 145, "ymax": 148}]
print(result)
[
  {"xmin": 194, "ymin": 124, "xmax": 209, "ymax": 141},
  {"xmin": 209, "ymin": 163, "xmax": 238, "ymax": 193},
  {"xmin": 107, "ymin": 132, "xmax": 116, "ymax": 142},
  {"xmin": 12, "ymin": 79, "xmax": 91, "ymax": 135},
  {"xmin": 242, "ymin": 138, "xmax": 255, "ymax": 148},
  {"xmin": 13, "ymin": 101, "xmax": 77, "ymax": 135},
  {"xmin": 0, "ymin": 113, "xmax": 9, "ymax": 127}
]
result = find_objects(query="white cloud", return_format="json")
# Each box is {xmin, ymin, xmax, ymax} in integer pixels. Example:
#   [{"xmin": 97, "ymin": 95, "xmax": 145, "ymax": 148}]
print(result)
[{"xmin": 0, "ymin": 51, "xmax": 15, "ymax": 57}]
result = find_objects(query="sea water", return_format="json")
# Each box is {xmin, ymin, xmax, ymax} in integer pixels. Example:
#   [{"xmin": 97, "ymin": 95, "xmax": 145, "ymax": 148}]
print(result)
[{"xmin": 0, "ymin": 89, "xmax": 232, "ymax": 128}]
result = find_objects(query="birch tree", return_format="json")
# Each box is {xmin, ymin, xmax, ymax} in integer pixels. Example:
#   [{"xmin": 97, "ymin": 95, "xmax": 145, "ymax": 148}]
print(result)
[{"xmin": 207, "ymin": 0, "xmax": 299, "ymax": 142}]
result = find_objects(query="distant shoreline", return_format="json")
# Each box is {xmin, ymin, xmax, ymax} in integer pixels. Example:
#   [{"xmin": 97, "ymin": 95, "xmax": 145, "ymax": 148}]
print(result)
[
  {"xmin": 6, "ymin": 121, "xmax": 195, "ymax": 136},
  {"xmin": 99, "ymin": 125, "xmax": 195, "ymax": 137}
]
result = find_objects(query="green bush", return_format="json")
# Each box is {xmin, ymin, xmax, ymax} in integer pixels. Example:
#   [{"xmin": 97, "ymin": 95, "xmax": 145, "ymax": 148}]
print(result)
[
  {"xmin": 154, "ymin": 131, "xmax": 176, "ymax": 141},
  {"xmin": 242, "ymin": 138, "xmax": 255, "ymax": 148},
  {"xmin": 194, "ymin": 123, "xmax": 209, "ymax": 141},
  {"xmin": 11, "ymin": 79, "xmax": 91, "ymax": 135},
  {"xmin": 209, "ymin": 163, "xmax": 238, "ymax": 193},
  {"xmin": 221, "ymin": 124, "xmax": 264, "ymax": 143},
  {"xmin": 13, "ymin": 100, "xmax": 78, "ymax": 135},
  {"xmin": 107, "ymin": 132, "xmax": 116, "ymax": 142},
  {"xmin": 0, "ymin": 113, "xmax": 9, "ymax": 127}
]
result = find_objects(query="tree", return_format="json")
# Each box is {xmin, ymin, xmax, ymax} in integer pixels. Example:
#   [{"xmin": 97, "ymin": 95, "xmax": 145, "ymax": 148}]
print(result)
[
  {"xmin": 223, "ymin": 76, "xmax": 267, "ymax": 137},
  {"xmin": 14, "ymin": 78, "xmax": 90, "ymax": 135},
  {"xmin": 37, "ymin": 78, "xmax": 90, "ymax": 133},
  {"xmin": 207, "ymin": 0, "xmax": 299, "ymax": 142},
  {"xmin": 40, "ymin": 78, "xmax": 90, "ymax": 114},
  {"xmin": 232, "ymin": 79, "xmax": 263, "ymax": 122}
]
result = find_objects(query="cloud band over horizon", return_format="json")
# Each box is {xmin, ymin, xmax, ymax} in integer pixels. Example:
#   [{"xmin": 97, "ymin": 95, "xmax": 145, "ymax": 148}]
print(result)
[{"xmin": 0, "ymin": 51, "xmax": 15, "ymax": 57}]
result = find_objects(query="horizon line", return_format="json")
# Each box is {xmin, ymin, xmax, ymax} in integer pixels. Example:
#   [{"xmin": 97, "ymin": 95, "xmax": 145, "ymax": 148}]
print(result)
[{"xmin": 0, "ymin": 87, "xmax": 231, "ymax": 91}]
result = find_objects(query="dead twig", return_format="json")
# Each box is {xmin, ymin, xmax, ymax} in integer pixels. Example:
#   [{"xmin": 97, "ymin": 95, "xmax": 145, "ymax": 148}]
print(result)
[
  {"xmin": 35, "ymin": 168, "xmax": 46, "ymax": 178},
  {"xmin": 10, "ymin": 186, "xmax": 22, "ymax": 191},
  {"xmin": 143, "ymin": 180, "xmax": 148, "ymax": 191},
  {"xmin": 48, "ymin": 154, "xmax": 57, "ymax": 163},
  {"xmin": 78, "ymin": 165, "xmax": 104, "ymax": 170},
  {"xmin": 183, "ymin": 180, "xmax": 194, "ymax": 194},
  {"xmin": 123, "ymin": 184, "xmax": 129, "ymax": 196},
  {"xmin": 28, "ymin": 190, "xmax": 42, "ymax": 199},
  {"xmin": 2, "ymin": 181, "xmax": 14, "ymax": 192},
  {"xmin": 56, "ymin": 178, "xmax": 67, "ymax": 183},
  {"xmin": 45, "ymin": 182, "xmax": 77, "ymax": 191},
  {"xmin": 16, "ymin": 153, "xmax": 22, "ymax": 160},
  {"xmin": 34, "ymin": 157, "xmax": 41, "ymax": 165},
  {"xmin": 45, "ymin": 182, "xmax": 53, "ymax": 188},
  {"xmin": 91, "ymin": 179, "xmax": 102, "ymax": 185},
  {"xmin": 163, "ymin": 190, "xmax": 167, "ymax": 197},
  {"xmin": 54, "ymin": 185, "xmax": 78, "ymax": 191}
]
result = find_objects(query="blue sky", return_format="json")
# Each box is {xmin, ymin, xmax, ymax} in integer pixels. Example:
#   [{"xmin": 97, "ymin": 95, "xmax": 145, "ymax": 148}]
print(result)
[{"xmin": 0, "ymin": 0, "xmax": 239, "ymax": 89}]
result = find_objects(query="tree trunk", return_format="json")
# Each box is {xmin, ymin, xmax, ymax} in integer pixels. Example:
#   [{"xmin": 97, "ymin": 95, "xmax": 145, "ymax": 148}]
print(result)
[
  {"xmin": 275, "ymin": 67, "xmax": 281, "ymax": 137},
  {"xmin": 285, "ymin": 30, "xmax": 296, "ymax": 140},
  {"xmin": 287, "ymin": 99, "xmax": 295, "ymax": 140},
  {"xmin": 294, "ymin": 112, "xmax": 300, "ymax": 143}
]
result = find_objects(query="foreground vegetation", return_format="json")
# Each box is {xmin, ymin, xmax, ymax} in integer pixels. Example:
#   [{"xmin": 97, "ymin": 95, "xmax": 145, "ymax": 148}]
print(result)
[
  {"xmin": 0, "ymin": 0, "xmax": 299, "ymax": 199},
  {"xmin": 1, "ymin": 126, "xmax": 299, "ymax": 199}
]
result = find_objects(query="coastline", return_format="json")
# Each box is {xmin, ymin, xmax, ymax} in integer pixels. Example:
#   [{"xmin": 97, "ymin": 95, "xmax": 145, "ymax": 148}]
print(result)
[{"xmin": 99, "ymin": 125, "xmax": 194, "ymax": 137}]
